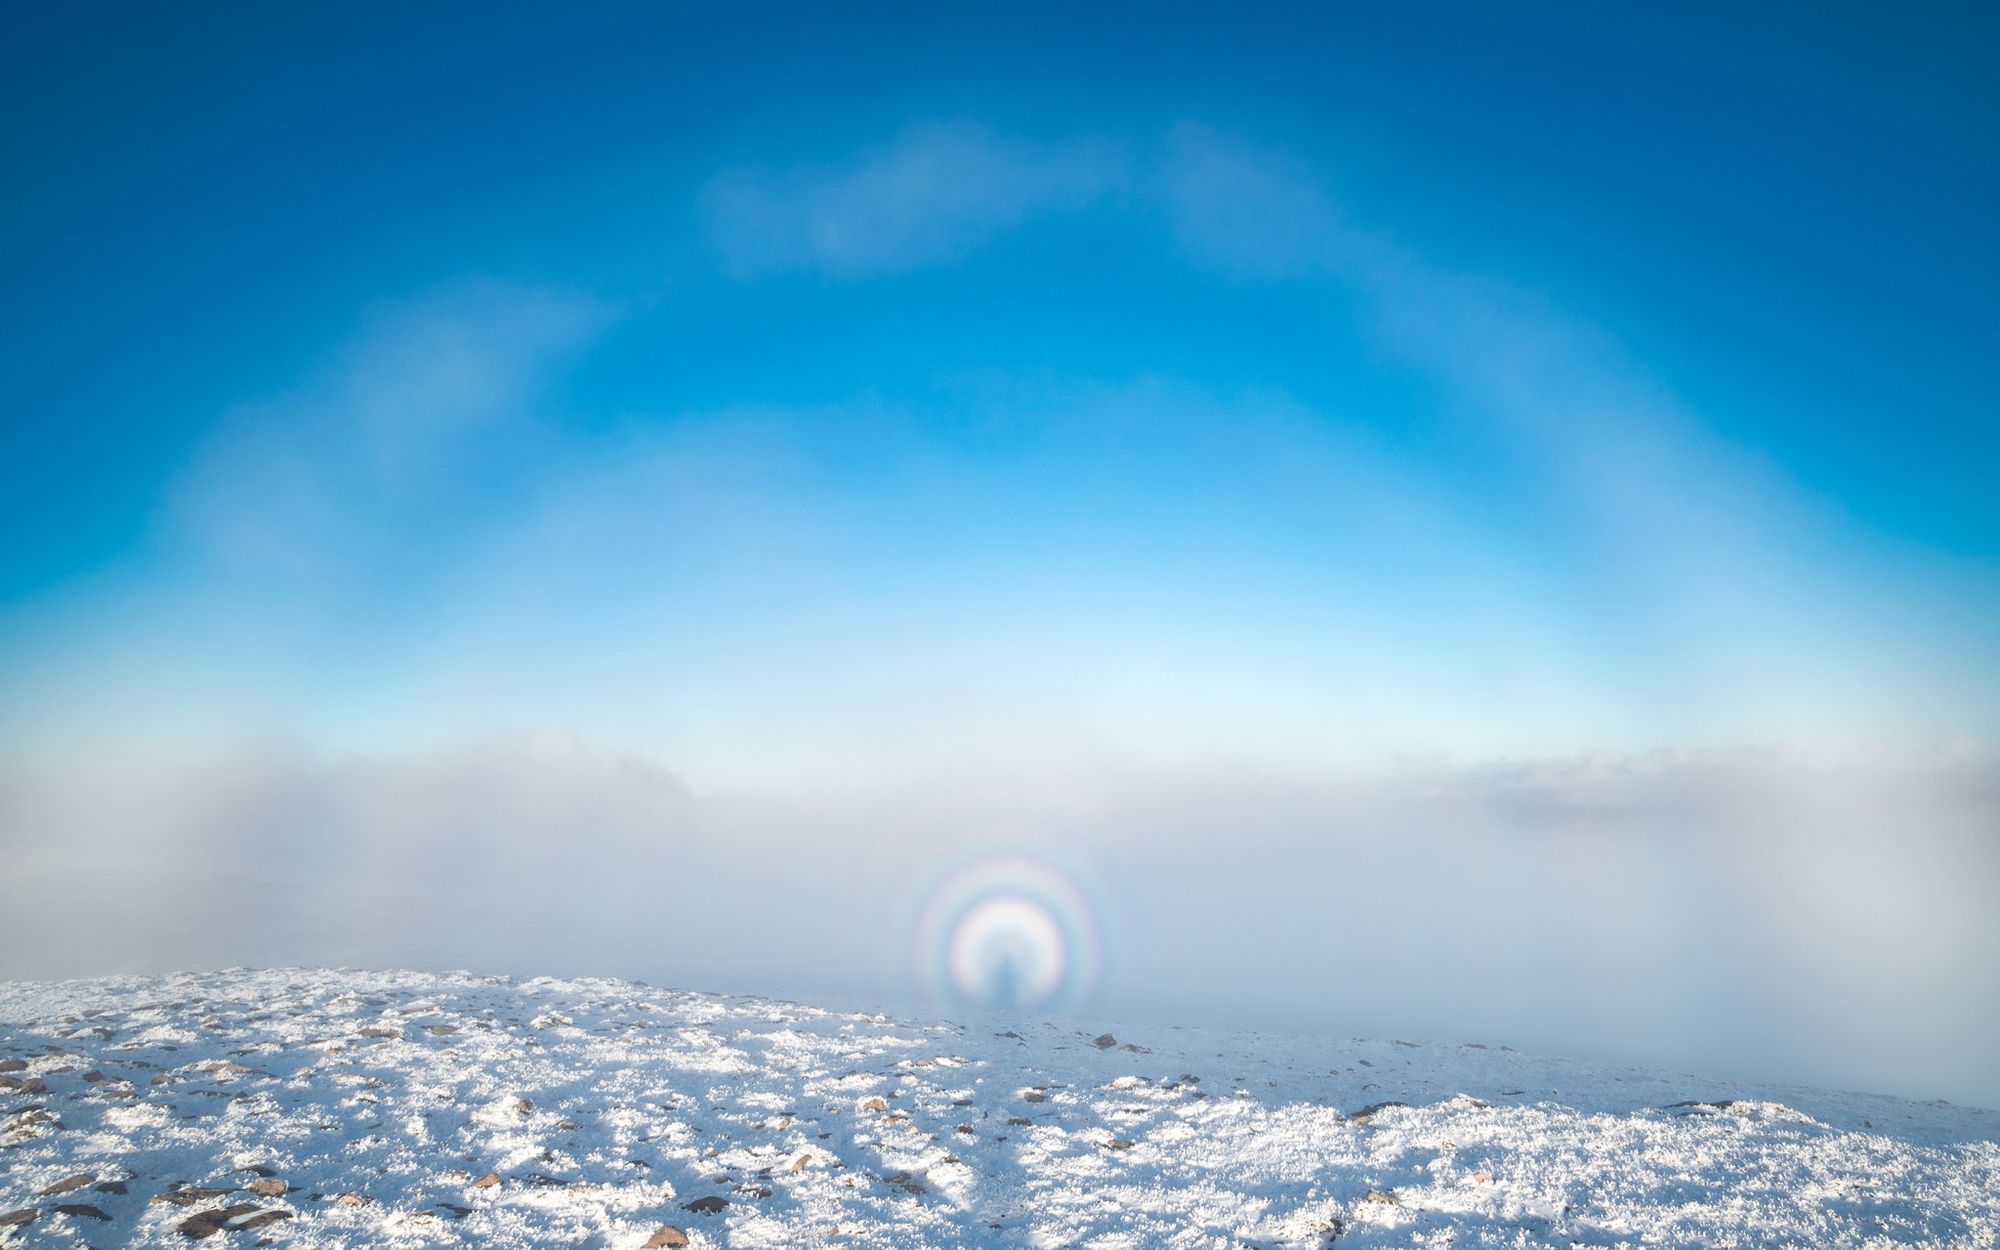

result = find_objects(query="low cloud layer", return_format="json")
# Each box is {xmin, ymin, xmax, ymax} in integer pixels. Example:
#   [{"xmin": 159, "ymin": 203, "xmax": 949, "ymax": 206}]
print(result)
[{"xmin": 5, "ymin": 742, "xmax": 1995, "ymax": 1108}]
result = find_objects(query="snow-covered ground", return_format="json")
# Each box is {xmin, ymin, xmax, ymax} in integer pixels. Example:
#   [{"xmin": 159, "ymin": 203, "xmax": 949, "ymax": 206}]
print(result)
[{"xmin": 0, "ymin": 969, "xmax": 1993, "ymax": 1248}]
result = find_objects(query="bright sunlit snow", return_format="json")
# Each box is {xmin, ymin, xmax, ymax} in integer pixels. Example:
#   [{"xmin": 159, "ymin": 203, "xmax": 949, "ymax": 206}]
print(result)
[{"xmin": 2, "ymin": 968, "xmax": 1993, "ymax": 1248}]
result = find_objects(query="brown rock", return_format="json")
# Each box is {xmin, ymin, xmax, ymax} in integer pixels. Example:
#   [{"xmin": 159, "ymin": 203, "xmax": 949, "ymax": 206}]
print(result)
[
  {"xmin": 359, "ymin": 1027, "xmax": 400, "ymax": 1039},
  {"xmin": 152, "ymin": 1186, "xmax": 232, "ymax": 1207},
  {"xmin": 0, "ymin": 1209, "xmax": 34, "ymax": 1226},
  {"xmin": 643, "ymin": 1228, "xmax": 690, "ymax": 1248},
  {"xmin": 681, "ymin": 1195, "xmax": 729, "ymax": 1214},
  {"xmin": 1093, "ymin": 1034, "xmax": 1117, "ymax": 1050},
  {"xmin": 0, "ymin": 1076, "xmax": 48, "ymax": 1094},
  {"xmin": 247, "ymin": 1178, "xmax": 287, "ymax": 1197},
  {"xmin": 1365, "ymin": 1189, "xmax": 1400, "ymax": 1205},
  {"xmin": 790, "ymin": 1154, "xmax": 813, "ymax": 1174},
  {"xmin": 53, "ymin": 1203, "xmax": 112, "ymax": 1221},
  {"xmin": 858, "ymin": 1096, "xmax": 888, "ymax": 1113},
  {"xmin": 0, "ymin": 1060, "xmax": 27, "ymax": 1073},
  {"xmin": 472, "ymin": 1173, "xmax": 501, "ymax": 1189},
  {"xmin": 1021, "ymin": 1091, "xmax": 1046, "ymax": 1103},
  {"xmin": 177, "ymin": 1204, "xmax": 260, "ymax": 1239},
  {"xmin": 1103, "ymin": 1138, "xmax": 1135, "ymax": 1150},
  {"xmin": 234, "ymin": 1211, "xmax": 291, "ymax": 1231},
  {"xmin": 38, "ymin": 1173, "xmax": 95, "ymax": 1196},
  {"xmin": 336, "ymin": 1193, "xmax": 371, "ymax": 1206}
]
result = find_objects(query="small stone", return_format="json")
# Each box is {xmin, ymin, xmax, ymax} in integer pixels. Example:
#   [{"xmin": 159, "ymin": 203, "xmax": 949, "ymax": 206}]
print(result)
[
  {"xmin": 178, "ymin": 1204, "xmax": 259, "ymax": 1239},
  {"xmin": 681, "ymin": 1195, "xmax": 729, "ymax": 1214},
  {"xmin": 1093, "ymin": 1034, "xmax": 1118, "ymax": 1050},
  {"xmin": 0, "ymin": 1060, "xmax": 26, "ymax": 1073},
  {"xmin": 643, "ymin": 1227, "xmax": 690, "ymax": 1248},
  {"xmin": 858, "ymin": 1096, "xmax": 888, "ymax": 1113},
  {"xmin": 424, "ymin": 1024, "xmax": 458, "ymax": 1036},
  {"xmin": 435, "ymin": 1203, "xmax": 472, "ymax": 1219},
  {"xmin": 93, "ymin": 1180, "xmax": 128, "ymax": 1195},
  {"xmin": 359, "ymin": 1027, "xmax": 400, "ymax": 1039},
  {"xmin": 1365, "ymin": 1189, "xmax": 1400, "ymax": 1205},
  {"xmin": 1021, "ymin": 1091, "xmax": 1046, "ymax": 1103},
  {"xmin": 1471, "ymin": 1170, "xmax": 1494, "ymax": 1183},
  {"xmin": 556, "ymin": 1117, "xmax": 580, "ymax": 1130},
  {"xmin": 247, "ymin": 1178, "xmax": 287, "ymax": 1197},
  {"xmin": 234, "ymin": 1210, "xmax": 291, "ymax": 1231},
  {"xmin": 0, "ymin": 1076, "xmax": 48, "ymax": 1094},
  {"xmin": 38, "ymin": 1173, "xmax": 95, "ymax": 1196},
  {"xmin": 154, "ymin": 1186, "xmax": 232, "ymax": 1207},
  {"xmin": 511, "ymin": 1097, "xmax": 532, "ymax": 1114},
  {"xmin": 336, "ymin": 1193, "xmax": 371, "ymax": 1206},
  {"xmin": 52, "ymin": 1202, "xmax": 112, "ymax": 1221},
  {"xmin": 472, "ymin": 1173, "xmax": 501, "ymax": 1189},
  {"xmin": 1103, "ymin": 1138, "xmax": 1135, "ymax": 1150},
  {"xmin": 0, "ymin": 1209, "xmax": 34, "ymax": 1226}
]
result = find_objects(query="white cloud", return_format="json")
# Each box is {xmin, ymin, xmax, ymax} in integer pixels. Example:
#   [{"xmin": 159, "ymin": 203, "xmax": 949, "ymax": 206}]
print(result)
[
  {"xmin": 168, "ymin": 280, "xmax": 616, "ymax": 583},
  {"xmin": 702, "ymin": 122, "xmax": 1128, "ymax": 275}
]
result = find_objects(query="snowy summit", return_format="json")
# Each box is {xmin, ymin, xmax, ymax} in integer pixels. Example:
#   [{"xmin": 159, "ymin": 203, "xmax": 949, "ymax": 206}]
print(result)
[{"xmin": 0, "ymin": 968, "xmax": 1993, "ymax": 1248}]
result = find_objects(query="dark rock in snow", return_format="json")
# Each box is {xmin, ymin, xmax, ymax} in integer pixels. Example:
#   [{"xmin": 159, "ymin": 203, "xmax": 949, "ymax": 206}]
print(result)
[
  {"xmin": 177, "ymin": 1204, "xmax": 260, "ymax": 1239},
  {"xmin": 37, "ymin": 1173, "xmax": 95, "ymax": 1196},
  {"xmin": 0, "ymin": 1209, "xmax": 34, "ymax": 1226},
  {"xmin": 1093, "ymin": 1034, "xmax": 1118, "ymax": 1050},
  {"xmin": 681, "ymin": 1196, "xmax": 729, "ymax": 1214}
]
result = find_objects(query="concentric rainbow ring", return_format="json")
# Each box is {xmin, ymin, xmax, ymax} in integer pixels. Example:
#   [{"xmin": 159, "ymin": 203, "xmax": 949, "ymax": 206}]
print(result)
[{"xmin": 912, "ymin": 854, "xmax": 1103, "ymax": 1013}]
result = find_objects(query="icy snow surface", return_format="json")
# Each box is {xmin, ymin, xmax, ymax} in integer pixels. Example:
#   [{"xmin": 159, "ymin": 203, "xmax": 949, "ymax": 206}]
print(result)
[{"xmin": 0, "ymin": 968, "xmax": 1994, "ymax": 1248}]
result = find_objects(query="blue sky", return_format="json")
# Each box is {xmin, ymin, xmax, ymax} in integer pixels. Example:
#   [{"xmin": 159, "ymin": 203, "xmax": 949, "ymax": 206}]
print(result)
[{"xmin": 2, "ymin": 5, "xmax": 1998, "ymax": 1103}]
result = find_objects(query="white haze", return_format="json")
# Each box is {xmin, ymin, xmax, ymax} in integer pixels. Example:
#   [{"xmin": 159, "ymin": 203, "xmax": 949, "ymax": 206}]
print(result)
[{"xmin": 3, "ymin": 739, "xmax": 1995, "ymax": 1110}]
